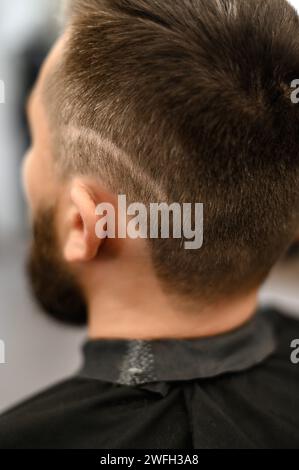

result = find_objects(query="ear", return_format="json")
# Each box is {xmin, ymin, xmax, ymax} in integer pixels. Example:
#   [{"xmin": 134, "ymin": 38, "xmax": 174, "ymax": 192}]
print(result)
[{"xmin": 63, "ymin": 179, "xmax": 104, "ymax": 264}]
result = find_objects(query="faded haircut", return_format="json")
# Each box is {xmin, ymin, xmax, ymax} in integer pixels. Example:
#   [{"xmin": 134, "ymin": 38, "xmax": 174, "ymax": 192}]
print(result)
[{"xmin": 44, "ymin": 0, "xmax": 299, "ymax": 300}]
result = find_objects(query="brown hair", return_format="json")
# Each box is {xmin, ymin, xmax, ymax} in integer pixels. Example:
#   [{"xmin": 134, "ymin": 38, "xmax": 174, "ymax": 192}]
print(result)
[{"xmin": 46, "ymin": 0, "xmax": 299, "ymax": 300}]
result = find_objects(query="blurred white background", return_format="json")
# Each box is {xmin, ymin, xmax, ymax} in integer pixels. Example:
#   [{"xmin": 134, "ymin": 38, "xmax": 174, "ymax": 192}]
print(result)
[
  {"xmin": 1, "ymin": 0, "xmax": 299, "ymax": 413},
  {"xmin": 290, "ymin": 0, "xmax": 299, "ymax": 9}
]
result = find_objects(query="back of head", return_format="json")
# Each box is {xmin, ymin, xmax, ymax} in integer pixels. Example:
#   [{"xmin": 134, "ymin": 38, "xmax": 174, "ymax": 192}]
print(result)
[{"xmin": 46, "ymin": 0, "xmax": 299, "ymax": 301}]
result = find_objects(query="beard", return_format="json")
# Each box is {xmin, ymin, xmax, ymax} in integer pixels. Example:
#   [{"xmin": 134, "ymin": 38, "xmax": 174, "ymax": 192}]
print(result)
[{"xmin": 26, "ymin": 208, "xmax": 87, "ymax": 326}]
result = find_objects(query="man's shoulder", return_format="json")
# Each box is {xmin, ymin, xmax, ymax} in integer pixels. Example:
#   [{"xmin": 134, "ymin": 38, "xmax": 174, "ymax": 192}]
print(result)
[
  {"xmin": 0, "ymin": 375, "xmax": 175, "ymax": 449},
  {"xmin": 268, "ymin": 307, "xmax": 299, "ymax": 354},
  {"xmin": 0, "ymin": 376, "xmax": 141, "ymax": 448}
]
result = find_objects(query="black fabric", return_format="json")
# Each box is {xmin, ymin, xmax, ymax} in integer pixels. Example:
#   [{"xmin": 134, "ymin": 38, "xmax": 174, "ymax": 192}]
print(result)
[
  {"xmin": 78, "ymin": 309, "xmax": 276, "ymax": 394},
  {"xmin": 0, "ymin": 307, "xmax": 299, "ymax": 449}
]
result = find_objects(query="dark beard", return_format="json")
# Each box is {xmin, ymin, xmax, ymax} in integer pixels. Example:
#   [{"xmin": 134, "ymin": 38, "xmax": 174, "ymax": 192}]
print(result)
[{"xmin": 26, "ymin": 208, "xmax": 87, "ymax": 326}]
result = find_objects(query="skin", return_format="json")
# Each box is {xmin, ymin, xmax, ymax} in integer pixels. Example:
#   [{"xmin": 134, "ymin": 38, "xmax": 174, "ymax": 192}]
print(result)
[{"xmin": 22, "ymin": 32, "xmax": 259, "ymax": 340}]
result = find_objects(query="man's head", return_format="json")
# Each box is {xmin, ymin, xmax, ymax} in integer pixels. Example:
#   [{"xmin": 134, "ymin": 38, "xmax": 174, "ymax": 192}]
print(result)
[{"xmin": 23, "ymin": 0, "xmax": 299, "ymax": 325}]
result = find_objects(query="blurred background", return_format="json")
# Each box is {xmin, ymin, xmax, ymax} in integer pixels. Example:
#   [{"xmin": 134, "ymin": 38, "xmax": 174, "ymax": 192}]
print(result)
[
  {"xmin": 1, "ymin": 0, "xmax": 299, "ymax": 413},
  {"xmin": 0, "ymin": 0, "xmax": 86, "ymax": 414}
]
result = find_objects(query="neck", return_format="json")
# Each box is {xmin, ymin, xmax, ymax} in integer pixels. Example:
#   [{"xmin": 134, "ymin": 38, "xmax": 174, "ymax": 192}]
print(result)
[
  {"xmin": 86, "ymin": 265, "xmax": 259, "ymax": 340},
  {"xmin": 83, "ymin": 239, "xmax": 259, "ymax": 340}
]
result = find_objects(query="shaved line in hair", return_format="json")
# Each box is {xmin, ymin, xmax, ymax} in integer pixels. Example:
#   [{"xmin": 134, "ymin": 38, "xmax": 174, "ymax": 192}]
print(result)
[{"xmin": 59, "ymin": 125, "xmax": 169, "ymax": 202}]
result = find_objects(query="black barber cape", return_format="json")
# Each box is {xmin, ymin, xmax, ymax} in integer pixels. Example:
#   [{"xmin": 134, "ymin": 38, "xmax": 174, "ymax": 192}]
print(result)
[{"xmin": 0, "ymin": 307, "xmax": 299, "ymax": 449}]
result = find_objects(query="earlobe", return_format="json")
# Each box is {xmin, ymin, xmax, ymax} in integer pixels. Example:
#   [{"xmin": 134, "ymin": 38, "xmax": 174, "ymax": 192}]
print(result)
[
  {"xmin": 64, "ymin": 225, "xmax": 92, "ymax": 263},
  {"xmin": 63, "ymin": 180, "xmax": 103, "ymax": 264}
]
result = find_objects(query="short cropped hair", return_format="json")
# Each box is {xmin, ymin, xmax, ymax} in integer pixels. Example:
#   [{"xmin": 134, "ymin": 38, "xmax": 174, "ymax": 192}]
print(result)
[{"xmin": 45, "ymin": 0, "xmax": 299, "ymax": 300}]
